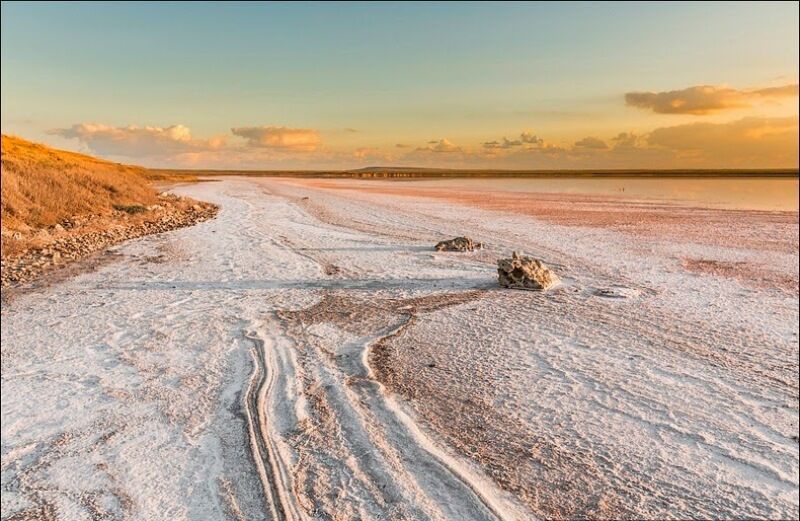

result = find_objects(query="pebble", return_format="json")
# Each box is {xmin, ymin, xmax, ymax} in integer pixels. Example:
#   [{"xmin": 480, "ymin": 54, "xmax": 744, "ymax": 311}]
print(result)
[{"xmin": 1, "ymin": 199, "xmax": 219, "ymax": 287}]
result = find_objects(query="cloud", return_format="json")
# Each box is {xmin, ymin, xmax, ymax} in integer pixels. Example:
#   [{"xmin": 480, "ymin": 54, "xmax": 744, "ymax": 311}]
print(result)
[
  {"xmin": 483, "ymin": 137, "xmax": 523, "ymax": 150},
  {"xmin": 645, "ymin": 116, "xmax": 798, "ymax": 166},
  {"xmin": 416, "ymin": 138, "xmax": 461, "ymax": 153},
  {"xmin": 610, "ymin": 132, "xmax": 642, "ymax": 150},
  {"xmin": 754, "ymin": 84, "xmax": 800, "ymax": 98},
  {"xmin": 520, "ymin": 131, "xmax": 544, "ymax": 146},
  {"xmin": 449, "ymin": 116, "xmax": 798, "ymax": 169},
  {"xmin": 625, "ymin": 84, "xmax": 799, "ymax": 115},
  {"xmin": 573, "ymin": 136, "xmax": 608, "ymax": 149},
  {"xmin": 50, "ymin": 123, "xmax": 223, "ymax": 158},
  {"xmin": 484, "ymin": 132, "xmax": 544, "ymax": 151},
  {"xmin": 353, "ymin": 147, "xmax": 378, "ymax": 159},
  {"xmin": 231, "ymin": 126, "xmax": 320, "ymax": 151},
  {"xmin": 344, "ymin": 128, "xmax": 358, "ymax": 133},
  {"xmin": 48, "ymin": 115, "xmax": 798, "ymax": 170}
]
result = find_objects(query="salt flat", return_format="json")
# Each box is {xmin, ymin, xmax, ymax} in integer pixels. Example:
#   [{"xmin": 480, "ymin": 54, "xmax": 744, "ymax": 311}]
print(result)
[{"xmin": 2, "ymin": 177, "xmax": 797, "ymax": 520}]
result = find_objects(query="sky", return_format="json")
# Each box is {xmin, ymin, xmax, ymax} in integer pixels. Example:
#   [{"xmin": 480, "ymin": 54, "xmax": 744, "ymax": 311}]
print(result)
[{"xmin": 1, "ymin": 1, "xmax": 798, "ymax": 170}]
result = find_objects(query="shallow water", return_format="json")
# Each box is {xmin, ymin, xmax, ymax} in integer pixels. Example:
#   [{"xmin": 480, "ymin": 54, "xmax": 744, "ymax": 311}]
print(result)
[{"xmin": 394, "ymin": 177, "xmax": 799, "ymax": 211}]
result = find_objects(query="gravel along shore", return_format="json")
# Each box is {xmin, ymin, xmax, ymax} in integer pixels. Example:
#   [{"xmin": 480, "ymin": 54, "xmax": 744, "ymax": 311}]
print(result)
[{"xmin": 1, "ymin": 192, "xmax": 218, "ymax": 289}]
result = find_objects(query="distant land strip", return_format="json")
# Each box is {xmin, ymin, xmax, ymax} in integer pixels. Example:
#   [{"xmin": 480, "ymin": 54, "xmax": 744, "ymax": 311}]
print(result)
[{"xmin": 147, "ymin": 167, "xmax": 800, "ymax": 179}]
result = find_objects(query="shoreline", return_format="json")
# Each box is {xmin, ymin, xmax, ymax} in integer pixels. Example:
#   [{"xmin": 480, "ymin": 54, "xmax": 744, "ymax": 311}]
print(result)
[
  {"xmin": 147, "ymin": 168, "xmax": 800, "ymax": 180},
  {"xmin": 1, "ymin": 193, "xmax": 218, "ymax": 291}
]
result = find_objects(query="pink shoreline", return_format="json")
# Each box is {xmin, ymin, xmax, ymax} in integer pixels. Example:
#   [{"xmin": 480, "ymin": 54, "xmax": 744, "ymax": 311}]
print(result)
[{"xmin": 294, "ymin": 179, "xmax": 799, "ymax": 293}]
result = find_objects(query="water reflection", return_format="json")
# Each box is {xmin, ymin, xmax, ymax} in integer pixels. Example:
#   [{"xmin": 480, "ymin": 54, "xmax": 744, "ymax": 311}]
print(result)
[{"xmin": 397, "ymin": 177, "xmax": 799, "ymax": 211}]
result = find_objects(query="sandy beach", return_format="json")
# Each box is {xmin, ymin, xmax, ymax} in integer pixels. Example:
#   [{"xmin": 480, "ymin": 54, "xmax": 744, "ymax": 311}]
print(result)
[{"xmin": 1, "ymin": 177, "xmax": 798, "ymax": 520}]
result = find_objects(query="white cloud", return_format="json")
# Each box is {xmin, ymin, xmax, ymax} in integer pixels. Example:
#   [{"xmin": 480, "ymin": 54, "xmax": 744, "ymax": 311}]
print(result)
[
  {"xmin": 50, "ymin": 123, "xmax": 223, "ymax": 158},
  {"xmin": 625, "ymin": 84, "xmax": 799, "ymax": 115},
  {"xmin": 231, "ymin": 126, "xmax": 321, "ymax": 151},
  {"xmin": 416, "ymin": 138, "xmax": 461, "ymax": 153}
]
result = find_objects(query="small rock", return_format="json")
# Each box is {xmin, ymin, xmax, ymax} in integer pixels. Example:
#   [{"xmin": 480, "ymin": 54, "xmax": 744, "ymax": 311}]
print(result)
[
  {"xmin": 435, "ymin": 236, "xmax": 482, "ymax": 252},
  {"xmin": 497, "ymin": 251, "xmax": 560, "ymax": 291}
]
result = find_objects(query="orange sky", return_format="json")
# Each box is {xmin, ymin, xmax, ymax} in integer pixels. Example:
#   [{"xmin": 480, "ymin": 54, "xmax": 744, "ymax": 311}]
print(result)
[{"xmin": 2, "ymin": 3, "xmax": 798, "ymax": 169}]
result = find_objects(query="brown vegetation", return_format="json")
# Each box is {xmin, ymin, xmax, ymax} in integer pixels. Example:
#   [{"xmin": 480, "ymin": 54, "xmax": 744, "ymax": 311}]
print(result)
[
  {"xmin": 1, "ymin": 135, "xmax": 159, "ymax": 231},
  {"xmin": 1, "ymin": 135, "xmax": 215, "ymax": 287}
]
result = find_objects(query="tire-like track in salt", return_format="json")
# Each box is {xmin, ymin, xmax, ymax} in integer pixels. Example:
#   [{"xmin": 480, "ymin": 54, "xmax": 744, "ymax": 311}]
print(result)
[{"xmin": 2, "ymin": 177, "xmax": 796, "ymax": 520}]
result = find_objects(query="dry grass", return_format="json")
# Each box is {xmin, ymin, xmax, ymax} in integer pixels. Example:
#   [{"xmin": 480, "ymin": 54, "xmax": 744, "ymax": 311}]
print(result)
[{"xmin": 1, "ymin": 134, "xmax": 159, "ymax": 231}]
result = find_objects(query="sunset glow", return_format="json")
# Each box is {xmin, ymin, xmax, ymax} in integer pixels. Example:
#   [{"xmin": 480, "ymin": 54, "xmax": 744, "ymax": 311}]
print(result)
[{"xmin": 2, "ymin": 2, "xmax": 798, "ymax": 169}]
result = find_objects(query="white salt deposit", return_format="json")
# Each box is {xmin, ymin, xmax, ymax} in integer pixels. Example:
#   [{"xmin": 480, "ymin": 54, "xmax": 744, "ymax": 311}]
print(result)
[{"xmin": 2, "ymin": 177, "xmax": 797, "ymax": 520}]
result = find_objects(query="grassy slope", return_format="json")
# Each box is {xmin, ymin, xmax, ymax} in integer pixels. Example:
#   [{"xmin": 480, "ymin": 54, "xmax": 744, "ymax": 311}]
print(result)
[{"xmin": 1, "ymin": 135, "xmax": 159, "ymax": 231}]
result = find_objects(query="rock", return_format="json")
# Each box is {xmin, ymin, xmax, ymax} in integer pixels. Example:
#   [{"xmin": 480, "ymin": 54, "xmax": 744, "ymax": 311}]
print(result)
[
  {"xmin": 53, "ymin": 224, "xmax": 65, "ymax": 232},
  {"xmin": 2, "ymin": 200, "xmax": 219, "ymax": 289},
  {"xmin": 147, "ymin": 204, "xmax": 164, "ymax": 212},
  {"xmin": 497, "ymin": 251, "xmax": 560, "ymax": 291},
  {"xmin": 435, "ymin": 236, "xmax": 482, "ymax": 252}
]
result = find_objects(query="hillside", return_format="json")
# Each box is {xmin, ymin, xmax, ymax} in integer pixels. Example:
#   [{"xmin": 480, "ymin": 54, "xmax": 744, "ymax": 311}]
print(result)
[
  {"xmin": 0, "ymin": 135, "xmax": 216, "ymax": 288},
  {"xmin": 0, "ymin": 135, "xmax": 161, "ymax": 231}
]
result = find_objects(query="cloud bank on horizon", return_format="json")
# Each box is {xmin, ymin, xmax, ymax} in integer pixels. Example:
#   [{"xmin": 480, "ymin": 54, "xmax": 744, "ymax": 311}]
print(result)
[{"xmin": 49, "ymin": 93, "xmax": 798, "ymax": 170}]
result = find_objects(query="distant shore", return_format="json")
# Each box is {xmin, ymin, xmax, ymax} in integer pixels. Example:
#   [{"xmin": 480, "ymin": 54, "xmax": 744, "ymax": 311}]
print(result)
[{"xmin": 147, "ymin": 167, "xmax": 800, "ymax": 180}]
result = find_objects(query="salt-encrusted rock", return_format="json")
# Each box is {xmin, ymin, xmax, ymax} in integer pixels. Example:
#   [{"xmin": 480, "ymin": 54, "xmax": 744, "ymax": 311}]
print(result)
[
  {"xmin": 497, "ymin": 251, "xmax": 560, "ymax": 291},
  {"xmin": 435, "ymin": 236, "xmax": 482, "ymax": 252}
]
